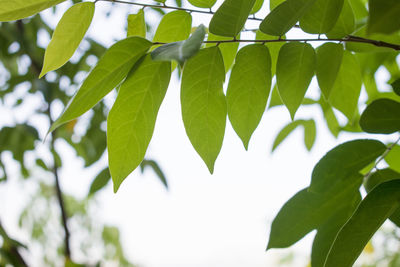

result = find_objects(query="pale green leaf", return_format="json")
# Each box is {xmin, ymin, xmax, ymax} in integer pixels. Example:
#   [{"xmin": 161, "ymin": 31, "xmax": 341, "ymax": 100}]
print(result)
[
  {"xmin": 303, "ymin": 119, "xmax": 316, "ymax": 151},
  {"xmin": 40, "ymin": 2, "xmax": 95, "ymax": 78},
  {"xmin": 255, "ymin": 31, "xmax": 284, "ymax": 77},
  {"xmin": 181, "ymin": 47, "xmax": 226, "ymax": 173},
  {"xmin": 251, "ymin": 0, "xmax": 264, "ymax": 14},
  {"xmin": 151, "ymin": 25, "xmax": 206, "ymax": 65},
  {"xmin": 153, "ymin": 10, "xmax": 192, "ymax": 43},
  {"xmin": 108, "ymin": 56, "xmax": 171, "ymax": 192},
  {"xmin": 187, "ymin": 0, "xmax": 216, "ymax": 8},
  {"xmin": 328, "ymin": 50, "xmax": 361, "ymax": 121},
  {"xmin": 272, "ymin": 119, "xmax": 316, "ymax": 152},
  {"xmin": 316, "ymin": 43, "xmax": 344, "ymax": 99},
  {"xmin": 326, "ymin": 0, "xmax": 355, "ymax": 38},
  {"xmin": 270, "ymin": 0, "xmax": 285, "ymax": 10},
  {"xmin": 309, "ymin": 139, "xmax": 386, "ymax": 193},
  {"xmin": 260, "ymin": 0, "xmax": 317, "ymax": 36},
  {"xmin": 0, "ymin": 0, "xmax": 67, "ymax": 21},
  {"xmin": 49, "ymin": 37, "xmax": 152, "ymax": 133},
  {"xmin": 324, "ymin": 180, "xmax": 400, "ymax": 267},
  {"xmin": 227, "ymin": 44, "xmax": 271, "ymax": 149},
  {"xmin": 367, "ymin": 0, "xmax": 400, "ymax": 34},
  {"xmin": 209, "ymin": 0, "xmax": 256, "ymax": 37},
  {"xmin": 299, "ymin": 0, "xmax": 344, "ymax": 34},
  {"xmin": 386, "ymin": 145, "xmax": 400, "ymax": 173},
  {"xmin": 206, "ymin": 33, "xmax": 240, "ymax": 72},
  {"xmin": 127, "ymin": 9, "xmax": 146, "ymax": 38},
  {"xmin": 276, "ymin": 42, "xmax": 315, "ymax": 119}
]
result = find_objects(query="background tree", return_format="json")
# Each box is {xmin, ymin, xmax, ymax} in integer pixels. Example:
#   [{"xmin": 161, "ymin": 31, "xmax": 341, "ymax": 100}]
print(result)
[{"xmin": 0, "ymin": 0, "xmax": 400, "ymax": 266}]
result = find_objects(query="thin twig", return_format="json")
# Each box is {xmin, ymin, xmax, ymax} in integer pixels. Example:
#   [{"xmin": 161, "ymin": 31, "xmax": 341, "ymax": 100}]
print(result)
[
  {"xmin": 365, "ymin": 135, "xmax": 400, "ymax": 180},
  {"xmin": 95, "ymin": 0, "xmax": 264, "ymax": 21}
]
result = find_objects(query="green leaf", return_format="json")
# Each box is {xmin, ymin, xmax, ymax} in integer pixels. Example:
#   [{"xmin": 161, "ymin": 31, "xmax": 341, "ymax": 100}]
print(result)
[
  {"xmin": 360, "ymin": 98, "xmax": 400, "ymax": 134},
  {"xmin": 255, "ymin": 31, "xmax": 284, "ymax": 77},
  {"xmin": 187, "ymin": 0, "xmax": 216, "ymax": 8},
  {"xmin": 270, "ymin": 0, "xmax": 285, "ymax": 10},
  {"xmin": 319, "ymin": 97, "xmax": 340, "ymax": 137},
  {"xmin": 181, "ymin": 47, "xmax": 226, "ymax": 173},
  {"xmin": 251, "ymin": 0, "xmax": 264, "ymax": 14},
  {"xmin": 227, "ymin": 44, "xmax": 271, "ymax": 150},
  {"xmin": 151, "ymin": 24, "xmax": 206, "ymax": 65},
  {"xmin": 0, "ymin": 0, "xmax": 67, "ymax": 21},
  {"xmin": 140, "ymin": 159, "xmax": 168, "ymax": 189},
  {"xmin": 311, "ymin": 193, "xmax": 361, "ymax": 267},
  {"xmin": 324, "ymin": 180, "xmax": 400, "ymax": 267},
  {"xmin": 326, "ymin": 0, "xmax": 355, "ymax": 38},
  {"xmin": 88, "ymin": 167, "xmax": 111, "ymax": 196},
  {"xmin": 260, "ymin": 0, "xmax": 317, "ymax": 36},
  {"xmin": 272, "ymin": 119, "xmax": 316, "ymax": 152},
  {"xmin": 300, "ymin": 0, "xmax": 344, "ymax": 34},
  {"xmin": 153, "ymin": 10, "xmax": 192, "ymax": 43},
  {"xmin": 127, "ymin": 9, "xmax": 146, "ymax": 38},
  {"xmin": 316, "ymin": 43, "xmax": 344, "ymax": 99},
  {"xmin": 108, "ymin": 56, "xmax": 171, "ymax": 192},
  {"xmin": 49, "ymin": 37, "xmax": 152, "ymax": 133},
  {"xmin": 209, "ymin": 0, "xmax": 256, "ymax": 37},
  {"xmin": 364, "ymin": 168, "xmax": 400, "ymax": 227},
  {"xmin": 386, "ymin": 145, "xmax": 400, "ymax": 173},
  {"xmin": 367, "ymin": 0, "xmax": 400, "ymax": 34},
  {"xmin": 39, "ymin": 2, "xmax": 95, "ymax": 78},
  {"xmin": 276, "ymin": 42, "xmax": 315, "ymax": 119},
  {"xmin": 328, "ymin": 50, "xmax": 361, "ymax": 121},
  {"xmin": 206, "ymin": 33, "xmax": 240, "ymax": 72},
  {"xmin": 267, "ymin": 174, "xmax": 362, "ymax": 249},
  {"xmin": 392, "ymin": 78, "xmax": 400, "ymax": 96},
  {"xmin": 309, "ymin": 139, "xmax": 386, "ymax": 193}
]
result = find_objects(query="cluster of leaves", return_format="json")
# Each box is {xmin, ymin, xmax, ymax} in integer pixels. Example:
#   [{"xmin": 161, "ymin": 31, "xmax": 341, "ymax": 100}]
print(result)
[{"xmin": 1, "ymin": 0, "xmax": 400, "ymax": 266}]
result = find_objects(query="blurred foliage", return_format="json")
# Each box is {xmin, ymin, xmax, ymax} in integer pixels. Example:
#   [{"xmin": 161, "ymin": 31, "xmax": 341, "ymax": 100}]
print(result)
[{"xmin": 0, "ymin": 1, "xmax": 167, "ymax": 265}]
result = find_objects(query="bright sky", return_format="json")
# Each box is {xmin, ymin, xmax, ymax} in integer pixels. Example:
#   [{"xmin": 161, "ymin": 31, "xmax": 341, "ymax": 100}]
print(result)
[{"xmin": 0, "ymin": 1, "xmax": 397, "ymax": 266}]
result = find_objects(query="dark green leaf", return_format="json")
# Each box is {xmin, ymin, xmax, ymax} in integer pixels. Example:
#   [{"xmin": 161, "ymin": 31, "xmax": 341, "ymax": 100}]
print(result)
[
  {"xmin": 391, "ymin": 78, "xmax": 400, "ymax": 97},
  {"xmin": 88, "ymin": 168, "xmax": 111, "ymax": 196},
  {"xmin": 324, "ymin": 180, "xmax": 400, "ymax": 267},
  {"xmin": 227, "ymin": 44, "xmax": 271, "ymax": 150},
  {"xmin": 181, "ymin": 47, "xmax": 226, "ymax": 173},
  {"xmin": 267, "ymin": 174, "xmax": 362, "ymax": 249},
  {"xmin": 367, "ymin": 0, "xmax": 400, "ymax": 34},
  {"xmin": 360, "ymin": 98, "xmax": 400, "ymax": 134},
  {"xmin": 140, "ymin": 159, "xmax": 168, "ymax": 189},
  {"xmin": 326, "ymin": 0, "xmax": 355, "ymax": 38},
  {"xmin": 309, "ymin": 139, "xmax": 386, "ymax": 193},
  {"xmin": 108, "ymin": 56, "xmax": 171, "ymax": 192}
]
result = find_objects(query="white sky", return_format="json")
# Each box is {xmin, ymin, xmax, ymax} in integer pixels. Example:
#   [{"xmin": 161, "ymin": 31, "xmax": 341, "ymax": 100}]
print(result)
[{"xmin": 0, "ymin": 1, "xmax": 398, "ymax": 266}]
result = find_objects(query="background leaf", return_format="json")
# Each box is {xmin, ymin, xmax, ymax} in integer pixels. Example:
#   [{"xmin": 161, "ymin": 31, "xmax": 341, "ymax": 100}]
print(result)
[
  {"xmin": 153, "ymin": 10, "xmax": 192, "ymax": 43},
  {"xmin": 187, "ymin": 0, "xmax": 216, "ymax": 8},
  {"xmin": 0, "ymin": 0, "xmax": 67, "ymax": 21},
  {"xmin": 325, "ymin": 0, "xmax": 355, "ymax": 38},
  {"xmin": 127, "ymin": 9, "xmax": 146, "ymax": 38},
  {"xmin": 181, "ymin": 47, "xmax": 226, "ymax": 173},
  {"xmin": 367, "ymin": 0, "xmax": 400, "ymax": 34}
]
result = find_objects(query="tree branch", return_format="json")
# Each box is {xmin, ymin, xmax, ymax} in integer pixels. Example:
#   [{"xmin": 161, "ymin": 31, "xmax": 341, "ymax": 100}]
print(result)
[
  {"xmin": 152, "ymin": 37, "xmax": 400, "ymax": 51},
  {"xmin": 95, "ymin": 0, "xmax": 263, "ymax": 21}
]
